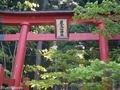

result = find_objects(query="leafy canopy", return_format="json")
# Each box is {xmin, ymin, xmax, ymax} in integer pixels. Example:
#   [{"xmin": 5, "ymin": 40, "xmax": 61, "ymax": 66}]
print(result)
[{"xmin": 73, "ymin": 0, "xmax": 120, "ymax": 39}]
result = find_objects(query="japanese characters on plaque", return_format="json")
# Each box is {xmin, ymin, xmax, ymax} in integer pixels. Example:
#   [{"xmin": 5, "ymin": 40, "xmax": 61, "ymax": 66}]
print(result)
[{"xmin": 55, "ymin": 18, "xmax": 68, "ymax": 38}]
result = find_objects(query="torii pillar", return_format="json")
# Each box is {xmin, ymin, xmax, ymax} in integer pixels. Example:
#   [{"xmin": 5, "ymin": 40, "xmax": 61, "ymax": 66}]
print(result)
[
  {"xmin": 12, "ymin": 22, "xmax": 30, "ymax": 89},
  {"xmin": 97, "ymin": 21, "xmax": 109, "ymax": 62}
]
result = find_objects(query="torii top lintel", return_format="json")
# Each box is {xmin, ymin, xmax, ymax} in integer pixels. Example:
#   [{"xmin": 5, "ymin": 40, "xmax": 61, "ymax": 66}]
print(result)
[{"xmin": 0, "ymin": 10, "xmax": 94, "ymax": 25}]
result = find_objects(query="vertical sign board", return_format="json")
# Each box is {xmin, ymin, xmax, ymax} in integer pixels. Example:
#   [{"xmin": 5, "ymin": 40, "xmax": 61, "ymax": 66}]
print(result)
[{"xmin": 55, "ymin": 18, "xmax": 68, "ymax": 38}]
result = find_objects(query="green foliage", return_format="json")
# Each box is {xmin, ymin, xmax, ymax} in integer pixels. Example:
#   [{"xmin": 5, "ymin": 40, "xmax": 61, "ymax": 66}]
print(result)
[
  {"xmin": 0, "ymin": 0, "xmax": 40, "ymax": 11},
  {"xmin": 24, "ymin": 65, "xmax": 47, "ymax": 74},
  {"xmin": 0, "ymin": 49, "xmax": 12, "ymax": 62},
  {"xmin": 56, "ymin": 41, "xmax": 78, "ymax": 52},
  {"xmin": 73, "ymin": 0, "xmax": 120, "ymax": 39},
  {"xmin": 109, "ymin": 47, "xmax": 120, "ymax": 63},
  {"xmin": 0, "ymin": 25, "xmax": 19, "ymax": 34},
  {"xmin": 68, "ymin": 60, "xmax": 120, "ymax": 90},
  {"xmin": 69, "ymin": 24, "xmax": 95, "ymax": 33},
  {"xmin": 31, "ymin": 25, "xmax": 54, "ymax": 34},
  {"xmin": 27, "ymin": 77, "xmax": 62, "ymax": 90},
  {"xmin": 27, "ymin": 54, "xmax": 120, "ymax": 90},
  {"xmin": 27, "ymin": 48, "xmax": 86, "ymax": 89},
  {"xmin": 41, "ymin": 48, "xmax": 87, "ymax": 66},
  {"xmin": 0, "ymin": 0, "xmax": 88, "ymax": 11}
]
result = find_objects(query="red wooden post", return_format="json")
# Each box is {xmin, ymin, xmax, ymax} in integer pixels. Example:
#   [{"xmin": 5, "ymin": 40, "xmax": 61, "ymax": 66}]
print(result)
[
  {"xmin": 3, "ymin": 77, "xmax": 15, "ymax": 86},
  {"xmin": 97, "ymin": 21, "xmax": 109, "ymax": 62},
  {"xmin": 22, "ymin": 78, "xmax": 29, "ymax": 90},
  {"xmin": 0, "ymin": 64, "xmax": 4, "ymax": 90},
  {"xmin": 97, "ymin": 21, "xmax": 112, "ymax": 90},
  {"xmin": 12, "ymin": 22, "xmax": 30, "ymax": 89}
]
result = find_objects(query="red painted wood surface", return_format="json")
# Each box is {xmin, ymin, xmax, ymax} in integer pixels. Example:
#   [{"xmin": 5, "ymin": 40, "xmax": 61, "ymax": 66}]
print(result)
[
  {"xmin": 0, "ymin": 11, "xmax": 94, "ymax": 25},
  {"xmin": 97, "ymin": 21, "xmax": 109, "ymax": 62},
  {"xmin": 4, "ymin": 33, "xmax": 98, "ymax": 41},
  {"xmin": 12, "ymin": 22, "xmax": 30, "ymax": 89},
  {"xmin": 22, "ymin": 78, "xmax": 29, "ymax": 90},
  {"xmin": 0, "ymin": 65, "xmax": 4, "ymax": 90},
  {"xmin": 3, "ymin": 77, "xmax": 15, "ymax": 86},
  {"xmin": 3, "ymin": 33, "xmax": 120, "ymax": 41}
]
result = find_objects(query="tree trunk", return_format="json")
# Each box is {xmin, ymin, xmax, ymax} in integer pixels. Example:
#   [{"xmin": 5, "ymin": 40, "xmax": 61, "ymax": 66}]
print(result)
[
  {"xmin": 34, "ymin": 40, "xmax": 42, "ymax": 80},
  {"xmin": 33, "ymin": 34, "xmax": 42, "ymax": 90},
  {"xmin": 34, "ymin": 0, "xmax": 48, "ymax": 90}
]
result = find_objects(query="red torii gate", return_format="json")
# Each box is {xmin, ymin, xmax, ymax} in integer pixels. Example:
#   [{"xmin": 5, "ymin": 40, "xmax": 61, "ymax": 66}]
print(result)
[{"xmin": 0, "ymin": 11, "xmax": 119, "ymax": 90}]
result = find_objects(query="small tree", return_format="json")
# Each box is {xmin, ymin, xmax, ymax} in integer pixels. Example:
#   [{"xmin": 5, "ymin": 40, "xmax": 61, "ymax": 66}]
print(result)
[{"xmin": 26, "ymin": 47, "xmax": 120, "ymax": 90}]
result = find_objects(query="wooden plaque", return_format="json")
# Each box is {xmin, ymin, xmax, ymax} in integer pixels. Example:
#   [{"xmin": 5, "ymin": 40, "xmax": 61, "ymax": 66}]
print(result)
[{"xmin": 55, "ymin": 18, "xmax": 68, "ymax": 38}]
